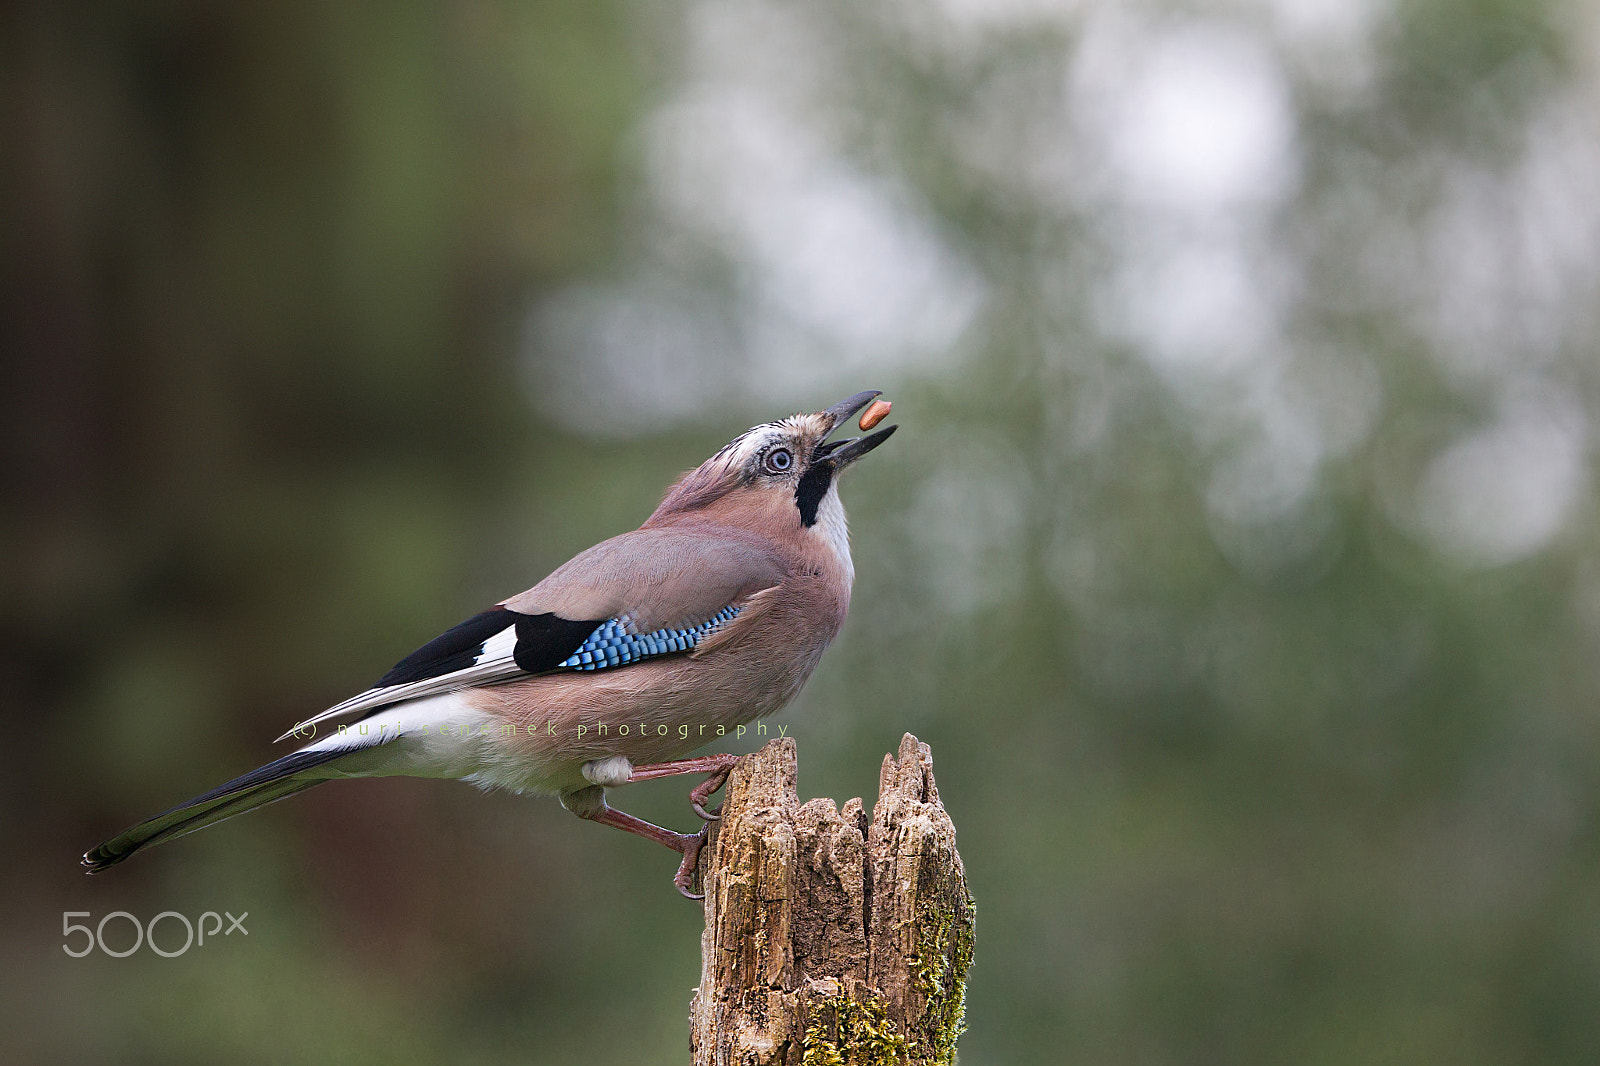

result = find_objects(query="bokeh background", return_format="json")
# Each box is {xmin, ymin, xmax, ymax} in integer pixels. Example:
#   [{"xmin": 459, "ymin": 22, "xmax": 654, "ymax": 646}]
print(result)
[{"xmin": 6, "ymin": 0, "xmax": 1600, "ymax": 1062}]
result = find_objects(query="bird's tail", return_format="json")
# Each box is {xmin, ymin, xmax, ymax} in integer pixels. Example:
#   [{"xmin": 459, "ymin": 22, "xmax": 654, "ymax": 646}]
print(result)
[{"xmin": 82, "ymin": 748, "xmax": 347, "ymax": 873}]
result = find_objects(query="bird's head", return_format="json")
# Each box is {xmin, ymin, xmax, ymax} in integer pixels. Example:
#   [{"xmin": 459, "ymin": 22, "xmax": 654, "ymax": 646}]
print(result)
[{"xmin": 645, "ymin": 391, "xmax": 897, "ymax": 543}]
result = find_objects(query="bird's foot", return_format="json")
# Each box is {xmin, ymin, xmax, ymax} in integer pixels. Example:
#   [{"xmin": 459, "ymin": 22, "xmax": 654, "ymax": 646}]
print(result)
[
  {"xmin": 625, "ymin": 752, "xmax": 742, "ymax": 822},
  {"xmin": 672, "ymin": 824, "xmax": 711, "ymax": 900},
  {"xmin": 688, "ymin": 763, "xmax": 737, "ymax": 821},
  {"xmin": 561, "ymin": 784, "xmax": 713, "ymax": 901}
]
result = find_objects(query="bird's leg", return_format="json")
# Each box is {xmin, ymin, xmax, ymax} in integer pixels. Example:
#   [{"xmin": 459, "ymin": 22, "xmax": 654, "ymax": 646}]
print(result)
[
  {"xmin": 626, "ymin": 753, "xmax": 742, "ymax": 821},
  {"xmin": 560, "ymin": 785, "xmax": 710, "ymax": 899}
]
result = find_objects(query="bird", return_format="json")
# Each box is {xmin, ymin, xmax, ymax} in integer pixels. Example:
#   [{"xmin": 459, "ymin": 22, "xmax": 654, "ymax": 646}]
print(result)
[{"xmin": 82, "ymin": 391, "xmax": 896, "ymax": 897}]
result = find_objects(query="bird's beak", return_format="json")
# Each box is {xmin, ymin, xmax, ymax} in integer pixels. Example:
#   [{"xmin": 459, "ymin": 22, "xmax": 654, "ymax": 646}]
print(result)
[
  {"xmin": 817, "ymin": 390, "xmax": 898, "ymax": 469},
  {"xmin": 821, "ymin": 390, "xmax": 882, "ymax": 430}
]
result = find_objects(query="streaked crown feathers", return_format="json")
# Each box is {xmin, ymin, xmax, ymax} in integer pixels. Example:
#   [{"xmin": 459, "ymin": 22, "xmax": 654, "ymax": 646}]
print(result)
[{"xmin": 648, "ymin": 412, "xmax": 835, "ymax": 522}]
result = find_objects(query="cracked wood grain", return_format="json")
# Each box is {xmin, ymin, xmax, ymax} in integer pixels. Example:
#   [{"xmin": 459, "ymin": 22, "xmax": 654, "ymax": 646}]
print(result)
[{"xmin": 690, "ymin": 735, "xmax": 974, "ymax": 1066}]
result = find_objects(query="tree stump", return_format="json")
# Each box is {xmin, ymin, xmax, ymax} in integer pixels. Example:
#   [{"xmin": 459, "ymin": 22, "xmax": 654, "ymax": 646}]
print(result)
[{"xmin": 690, "ymin": 734, "xmax": 975, "ymax": 1065}]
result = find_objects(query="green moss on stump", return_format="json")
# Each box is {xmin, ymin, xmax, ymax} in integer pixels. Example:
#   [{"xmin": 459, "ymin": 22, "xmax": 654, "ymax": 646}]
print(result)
[
  {"xmin": 910, "ymin": 895, "xmax": 976, "ymax": 1065},
  {"xmin": 802, "ymin": 993, "xmax": 913, "ymax": 1066}
]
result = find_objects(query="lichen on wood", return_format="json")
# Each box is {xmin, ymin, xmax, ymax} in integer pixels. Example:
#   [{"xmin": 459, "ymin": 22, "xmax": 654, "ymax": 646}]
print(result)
[{"xmin": 690, "ymin": 734, "xmax": 974, "ymax": 1066}]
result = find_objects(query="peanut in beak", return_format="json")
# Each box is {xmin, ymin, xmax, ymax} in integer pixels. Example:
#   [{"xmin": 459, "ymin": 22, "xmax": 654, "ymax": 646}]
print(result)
[{"xmin": 858, "ymin": 399, "xmax": 892, "ymax": 431}]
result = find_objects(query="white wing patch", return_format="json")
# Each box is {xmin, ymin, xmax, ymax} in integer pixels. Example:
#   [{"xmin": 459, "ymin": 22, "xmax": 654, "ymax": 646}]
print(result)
[{"xmin": 476, "ymin": 626, "xmax": 519, "ymax": 666}]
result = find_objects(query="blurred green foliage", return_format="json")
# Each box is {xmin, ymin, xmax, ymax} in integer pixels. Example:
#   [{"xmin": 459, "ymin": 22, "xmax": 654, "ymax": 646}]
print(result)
[{"xmin": 7, "ymin": 1, "xmax": 1600, "ymax": 1064}]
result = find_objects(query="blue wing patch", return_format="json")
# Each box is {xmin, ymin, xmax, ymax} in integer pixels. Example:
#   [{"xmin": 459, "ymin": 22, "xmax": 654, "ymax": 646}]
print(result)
[{"xmin": 559, "ymin": 606, "xmax": 743, "ymax": 671}]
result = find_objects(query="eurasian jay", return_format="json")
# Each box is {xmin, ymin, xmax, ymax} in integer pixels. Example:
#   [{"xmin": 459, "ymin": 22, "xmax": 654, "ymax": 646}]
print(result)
[{"xmin": 83, "ymin": 391, "xmax": 896, "ymax": 896}]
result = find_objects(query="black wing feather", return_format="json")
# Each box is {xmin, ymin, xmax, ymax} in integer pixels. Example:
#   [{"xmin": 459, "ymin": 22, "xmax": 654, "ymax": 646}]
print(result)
[
  {"xmin": 512, "ymin": 612, "xmax": 606, "ymax": 674},
  {"xmin": 376, "ymin": 606, "xmax": 602, "ymax": 688},
  {"xmin": 377, "ymin": 607, "xmax": 516, "ymax": 686}
]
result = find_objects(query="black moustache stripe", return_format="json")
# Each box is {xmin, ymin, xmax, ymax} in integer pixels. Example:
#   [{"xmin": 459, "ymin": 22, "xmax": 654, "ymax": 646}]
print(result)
[{"xmin": 794, "ymin": 461, "xmax": 834, "ymax": 527}]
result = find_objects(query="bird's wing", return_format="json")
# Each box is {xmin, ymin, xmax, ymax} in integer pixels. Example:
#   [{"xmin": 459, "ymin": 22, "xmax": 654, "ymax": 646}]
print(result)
[
  {"xmin": 277, "ymin": 527, "xmax": 786, "ymax": 741},
  {"xmin": 501, "ymin": 525, "xmax": 787, "ymax": 629}
]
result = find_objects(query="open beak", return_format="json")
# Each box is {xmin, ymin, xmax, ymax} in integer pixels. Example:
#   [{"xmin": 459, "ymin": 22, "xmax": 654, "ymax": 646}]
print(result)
[
  {"xmin": 822, "ymin": 390, "xmax": 882, "ymax": 429},
  {"xmin": 817, "ymin": 390, "xmax": 898, "ymax": 469}
]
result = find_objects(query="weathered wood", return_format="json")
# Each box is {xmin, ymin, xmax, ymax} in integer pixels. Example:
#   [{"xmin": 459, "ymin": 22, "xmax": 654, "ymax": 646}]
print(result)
[{"xmin": 690, "ymin": 734, "xmax": 974, "ymax": 1066}]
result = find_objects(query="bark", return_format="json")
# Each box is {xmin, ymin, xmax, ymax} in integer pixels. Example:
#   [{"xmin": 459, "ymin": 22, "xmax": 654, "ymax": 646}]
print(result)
[{"xmin": 690, "ymin": 734, "xmax": 975, "ymax": 1065}]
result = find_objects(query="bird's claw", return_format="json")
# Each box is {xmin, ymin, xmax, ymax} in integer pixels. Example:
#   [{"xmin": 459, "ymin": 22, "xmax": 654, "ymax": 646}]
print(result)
[
  {"xmin": 674, "ymin": 825, "xmax": 710, "ymax": 900},
  {"xmin": 688, "ymin": 762, "xmax": 736, "ymax": 823}
]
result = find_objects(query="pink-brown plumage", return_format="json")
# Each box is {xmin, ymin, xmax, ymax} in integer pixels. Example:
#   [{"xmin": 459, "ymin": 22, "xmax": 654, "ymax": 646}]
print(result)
[{"xmin": 82, "ymin": 391, "xmax": 896, "ymax": 895}]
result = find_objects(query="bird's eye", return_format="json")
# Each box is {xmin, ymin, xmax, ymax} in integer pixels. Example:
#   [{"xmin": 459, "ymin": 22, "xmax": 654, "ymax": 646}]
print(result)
[{"xmin": 763, "ymin": 447, "xmax": 793, "ymax": 474}]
